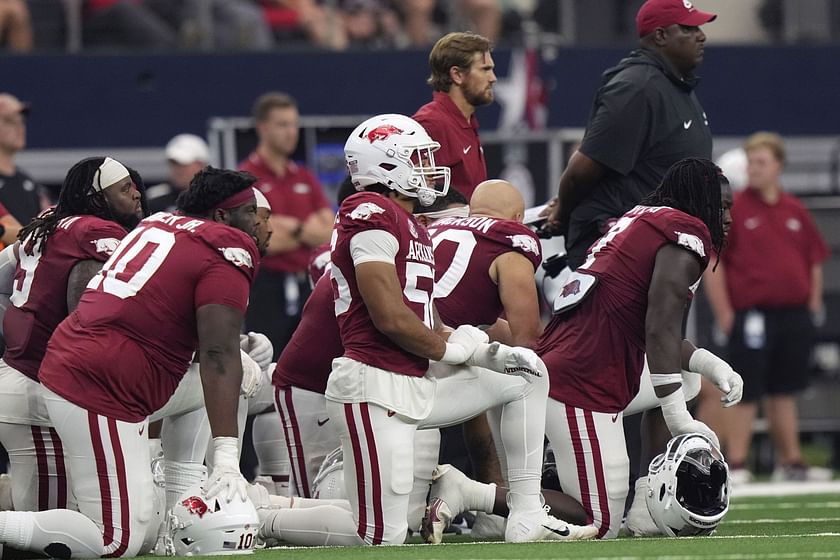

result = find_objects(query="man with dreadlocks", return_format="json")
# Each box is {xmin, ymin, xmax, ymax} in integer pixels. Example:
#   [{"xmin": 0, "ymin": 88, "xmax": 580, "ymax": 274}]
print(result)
[
  {"xmin": 0, "ymin": 156, "xmax": 144, "ymax": 517},
  {"xmin": 0, "ymin": 167, "xmax": 260, "ymax": 558},
  {"xmin": 535, "ymin": 158, "xmax": 733, "ymax": 539}
]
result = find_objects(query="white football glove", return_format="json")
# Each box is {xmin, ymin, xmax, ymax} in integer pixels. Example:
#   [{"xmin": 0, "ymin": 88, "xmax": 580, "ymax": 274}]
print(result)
[
  {"xmin": 689, "ymin": 348, "xmax": 744, "ymax": 407},
  {"xmin": 206, "ymin": 437, "xmax": 248, "ymax": 503},
  {"xmin": 239, "ymin": 350, "xmax": 264, "ymax": 399},
  {"xmin": 439, "ymin": 325, "xmax": 489, "ymax": 365},
  {"xmin": 240, "ymin": 332, "xmax": 273, "ymax": 372},
  {"xmin": 659, "ymin": 388, "xmax": 720, "ymax": 449},
  {"xmin": 467, "ymin": 342, "xmax": 546, "ymax": 383}
]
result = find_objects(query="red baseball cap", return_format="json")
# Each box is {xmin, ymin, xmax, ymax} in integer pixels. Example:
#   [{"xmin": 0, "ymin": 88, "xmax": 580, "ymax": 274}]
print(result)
[{"xmin": 636, "ymin": 0, "xmax": 717, "ymax": 37}]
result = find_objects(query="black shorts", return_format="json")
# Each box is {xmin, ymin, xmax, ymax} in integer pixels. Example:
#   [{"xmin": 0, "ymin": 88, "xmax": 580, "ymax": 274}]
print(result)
[{"xmin": 727, "ymin": 306, "xmax": 815, "ymax": 402}]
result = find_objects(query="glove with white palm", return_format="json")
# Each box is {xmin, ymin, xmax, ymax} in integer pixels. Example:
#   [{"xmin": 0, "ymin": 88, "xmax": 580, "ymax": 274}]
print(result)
[
  {"xmin": 440, "ymin": 325, "xmax": 489, "ymax": 365},
  {"xmin": 467, "ymin": 342, "xmax": 547, "ymax": 383},
  {"xmin": 239, "ymin": 350, "xmax": 264, "ymax": 399},
  {"xmin": 206, "ymin": 437, "xmax": 247, "ymax": 503},
  {"xmin": 240, "ymin": 332, "xmax": 273, "ymax": 373}
]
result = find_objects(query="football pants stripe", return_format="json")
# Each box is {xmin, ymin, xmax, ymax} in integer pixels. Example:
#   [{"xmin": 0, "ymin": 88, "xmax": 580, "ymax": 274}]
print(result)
[
  {"xmin": 583, "ymin": 410, "xmax": 611, "ymax": 538},
  {"xmin": 280, "ymin": 386, "xmax": 311, "ymax": 497},
  {"xmin": 344, "ymin": 403, "xmax": 369, "ymax": 542},
  {"xmin": 566, "ymin": 405, "xmax": 594, "ymax": 525},
  {"xmin": 30, "ymin": 426, "xmax": 49, "ymax": 511},
  {"xmin": 358, "ymin": 403, "xmax": 383, "ymax": 545},
  {"xmin": 48, "ymin": 428, "xmax": 68, "ymax": 509}
]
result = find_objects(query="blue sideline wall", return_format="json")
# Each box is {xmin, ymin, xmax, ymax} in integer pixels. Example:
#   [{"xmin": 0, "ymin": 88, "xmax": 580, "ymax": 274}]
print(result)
[{"xmin": 1, "ymin": 45, "xmax": 837, "ymax": 149}]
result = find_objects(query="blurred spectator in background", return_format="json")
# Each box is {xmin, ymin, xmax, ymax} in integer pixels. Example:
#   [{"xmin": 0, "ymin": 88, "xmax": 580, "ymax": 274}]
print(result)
[
  {"xmin": 83, "ymin": 0, "xmax": 178, "ymax": 49},
  {"xmin": 340, "ymin": 0, "xmax": 402, "ymax": 49},
  {"xmin": 148, "ymin": 0, "xmax": 274, "ymax": 50},
  {"xmin": 450, "ymin": 0, "xmax": 503, "ymax": 42},
  {"xmin": 394, "ymin": 0, "xmax": 443, "ymax": 47},
  {"xmin": 240, "ymin": 92, "xmax": 334, "ymax": 358},
  {"xmin": 261, "ymin": 0, "xmax": 347, "ymax": 49},
  {"xmin": 413, "ymin": 31, "xmax": 494, "ymax": 200},
  {"xmin": 701, "ymin": 132, "xmax": 832, "ymax": 484},
  {"xmin": 0, "ymin": 0, "xmax": 32, "ymax": 52},
  {"xmin": 0, "ymin": 93, "xmax": 40, "ymax": 245},
  {"xmin": 146, "ymin": 134, "xmax": 210, "ymax": 214}
]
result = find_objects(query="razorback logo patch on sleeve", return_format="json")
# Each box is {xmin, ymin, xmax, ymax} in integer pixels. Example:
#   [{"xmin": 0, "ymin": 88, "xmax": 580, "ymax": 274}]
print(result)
[
  {"xmin": 675, "ymin": 231, "xmax": 706, "ymax": 258},
  {"xmin": 507, "ymin": 234, "xmax": 540, "ymax": 255},
  {"xmin": 219, "ymin": 247, "xmax": 254, "ymax": 268},
  {"xmin": 348, "ymin": 202, "xmax": 386, "ymax": 221},
  {"xmin": 91, "ymin": 237, "xmax": 121, "ymax": 255}
]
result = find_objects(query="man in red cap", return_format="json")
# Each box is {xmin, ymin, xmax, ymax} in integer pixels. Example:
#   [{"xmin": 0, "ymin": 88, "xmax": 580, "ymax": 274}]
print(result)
[{"xmin": 541, "ymin": 0, "xmax": 717, "ymax": 537}]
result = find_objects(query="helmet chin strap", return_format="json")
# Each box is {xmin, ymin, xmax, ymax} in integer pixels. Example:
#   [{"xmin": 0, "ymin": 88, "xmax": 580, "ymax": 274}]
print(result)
[{"xmin": 416, "ymin": 187, "xmax": 437, "ymax": 207}]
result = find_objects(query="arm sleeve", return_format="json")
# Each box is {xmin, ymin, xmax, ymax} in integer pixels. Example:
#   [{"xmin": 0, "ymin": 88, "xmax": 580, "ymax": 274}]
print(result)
[
  {"xmin": 349, "ymin": 229, "xmax": 399, "ymax": 266},
  {"xmin": 579, "ymin": 80, "xmax": 651, "ymax": 176}
]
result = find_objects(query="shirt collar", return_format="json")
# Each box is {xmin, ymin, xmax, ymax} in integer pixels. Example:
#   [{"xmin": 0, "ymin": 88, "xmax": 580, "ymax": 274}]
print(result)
[{"xmin": 432, "ymin": 91, "xmax": 480, "ymax": 130}]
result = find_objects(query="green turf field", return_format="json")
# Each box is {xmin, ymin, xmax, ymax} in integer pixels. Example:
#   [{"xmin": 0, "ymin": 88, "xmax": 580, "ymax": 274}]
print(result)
[{"xmin": 240, "ymin": 493, "xmax": 840, "ymax": 560}]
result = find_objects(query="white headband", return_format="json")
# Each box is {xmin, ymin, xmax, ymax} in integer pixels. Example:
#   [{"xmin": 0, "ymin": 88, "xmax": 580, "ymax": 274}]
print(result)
[
  {"xmin": 253, "ymin": 188, "xmax": 271, "ymax": 210},
  {"xmin": 92, "ymin": 157, "xmax": 130, "ymax": 192}
]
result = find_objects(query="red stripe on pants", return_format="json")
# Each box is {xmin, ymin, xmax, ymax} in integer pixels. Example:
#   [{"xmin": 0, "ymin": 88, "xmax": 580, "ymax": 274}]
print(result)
[
  {"xmin": 88, "ymin": 412, "xmax": 115, "ymax": 548},
  {"xmin": 566, "ymin": 406, "xmax": 594, "ymax": 525},
  {"xmin": 30, "ymin": 426, "xmax": 49, "ymax": 511},
  {"xmin": 282, "ymin": 388, "xmax": 311, "ymax": 497},
  {"xmin": 358, "ymin": 404, "xmax": 383, "ymax": 545},
  {"xmin": 104, "ymin": 418, "xmax": 130, "ymax": 558},
  {"xmin": 48, "ymin": 428, "xmax": 68, "ymax": 509},
  {"xmin": 345, "ymin": 404, "xmax": 369, "ymax": 543},
  {"xmin": 583, "ymin": 410, "xmax": 611, "ymax": 538}
]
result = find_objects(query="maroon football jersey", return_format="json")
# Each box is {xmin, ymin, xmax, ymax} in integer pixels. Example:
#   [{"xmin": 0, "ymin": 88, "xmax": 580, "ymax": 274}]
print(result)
[
  {"xmin": 273, "ymin": 274, "xmax": 341, "ymax": 394},
  {"xmin": 429, "ymin": 217, "xmax": 541, "ymax": 327},
  {"xmin": 537, "ymin": 205, "xmax": 711, "ymax": 412},
  {"xmin": 307, "ymin": 242, "xmax": 331, "ymax": 286},
  {"xmin": 3, "ymin": 215, "xmax": 128, "ymax": 380},
  {"xmin": 330, "ymin": 192, "xmax": 434, "ymax": 377},
  {"xmin": 39, "ymin": 213, "xmax": 260, "ymax": 422}
]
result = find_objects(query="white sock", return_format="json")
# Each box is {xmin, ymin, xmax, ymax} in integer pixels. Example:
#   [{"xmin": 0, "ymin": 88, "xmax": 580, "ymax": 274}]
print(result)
[
  {"xmin": 164, "ymin": 461, "xmax": 206, "ymax": 511},
  {"xmin": 252, "ymin": 411, "xmax": 291, "ymax": 482},
  {"xmin": 260, "ymin": 505, "xmax": 363, "ymax": 546}
]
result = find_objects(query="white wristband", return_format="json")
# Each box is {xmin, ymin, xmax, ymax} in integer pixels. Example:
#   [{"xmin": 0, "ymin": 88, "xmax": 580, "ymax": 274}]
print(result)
[
  {"xmin": 650, "ymin": 373, "xmax": 683, "ymax": 387},
  {"xmin": 689, "ymin": 348, "xmax": 727, "ymax": 376},
  {"xmin": 658, "ymin": 387, "xmax": 693, "ymax": 432},
  {"xmin": 212, "ymin": 437, "xmax": 239, "ymax": 469}
]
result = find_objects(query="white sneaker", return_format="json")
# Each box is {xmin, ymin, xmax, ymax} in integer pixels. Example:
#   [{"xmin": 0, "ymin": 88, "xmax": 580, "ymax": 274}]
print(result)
[
  {"xmin": 626, "ymin": 477, "xmax": 661, "ymax": 537},
  {"xmin": 729, "ymin": 468, "xmax": 754, "ymax": 486},
  {"xmin": 0, "ymin": 473, "xmax": 13, "ymax": 511},
  {"xmin": 471, "ymin": 511, "xmax": 506, "ymax": 540},
  {"xmin": 505, "ymin": 506, "xmax": 598, "ymax": 543},
  {"xmin": 771, "ymin": 463, "xmax": 833, "ymax": 482},
  {"xmin": 420, "ymin": 465, "xmax": 470, "ymax": 544}
]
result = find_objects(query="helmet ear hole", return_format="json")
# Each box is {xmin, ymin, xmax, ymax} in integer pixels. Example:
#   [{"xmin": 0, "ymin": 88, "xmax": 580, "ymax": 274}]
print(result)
[{"xmin": 658, "ymin": 483, "xmax": 666, "ymax": 501}]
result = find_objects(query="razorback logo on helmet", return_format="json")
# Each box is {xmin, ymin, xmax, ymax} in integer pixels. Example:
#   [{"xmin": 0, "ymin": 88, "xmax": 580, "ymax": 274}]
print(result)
[
  {"xmin": 561, "ymin": 279, "xmax": 581, "ymax": 297},
  {"xmin": 91, "ymin": 237, "xmax": 121, "ymax": 255},
  {"xmin": 675, "ymin": 231, "xmax": 706, "ymax": 258},
  {"xmin": 181, "ymin": 496, "xmax": 209, "ymax": 518},
  {"xmin": 507, "ymin": 234, "xmax": 539, "ymax": 255},
  {"xmin": 367, "ymin": 124, "xmax": 404, "ymax": 143},
  {"xmin": 348, "ymin": 202, "xmax": 386, "ymax": 221},
  {"xmin": 219, "ymin": 247, "xmax": 254, "ymax": 268}
]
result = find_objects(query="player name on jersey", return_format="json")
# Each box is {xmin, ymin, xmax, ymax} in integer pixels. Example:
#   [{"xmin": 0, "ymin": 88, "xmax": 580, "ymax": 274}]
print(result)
[
  {"xmin": 433, "ymin": 215, "xmax": 498, "ymax": 234},
  {"xmin": 406, "ymin": 240, "xmax": 434, "ymax": 265}
]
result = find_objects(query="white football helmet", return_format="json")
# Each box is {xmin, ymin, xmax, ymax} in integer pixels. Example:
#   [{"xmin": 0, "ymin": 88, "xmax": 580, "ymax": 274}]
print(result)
[
  {"xmin": 344, "ymin": 113, "xmax": 451, "ymax": 207},
  {"xmin": 168, "ymin": 482, "xmax": 260, "ymax": 556},
  {"xmin": 645, "ymin": 432, "xmax": 730, "ymax": 537},
  {"xmin": 311, "ymin": 446, "xmax": 345, "ymax": 500}
]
